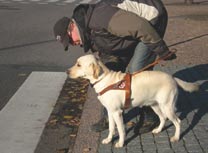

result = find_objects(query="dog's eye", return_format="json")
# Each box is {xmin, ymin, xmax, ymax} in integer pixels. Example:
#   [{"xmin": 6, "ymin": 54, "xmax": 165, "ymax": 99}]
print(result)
[{"xmin": 77, "ymin": 63, "xmax": 81, "ymax": 67}]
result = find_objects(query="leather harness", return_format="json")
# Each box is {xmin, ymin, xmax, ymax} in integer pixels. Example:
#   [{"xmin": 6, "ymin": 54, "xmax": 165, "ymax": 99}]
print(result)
[{"xmin": 98, "ymin": 73, "xmax": 132, "ymax": 109}]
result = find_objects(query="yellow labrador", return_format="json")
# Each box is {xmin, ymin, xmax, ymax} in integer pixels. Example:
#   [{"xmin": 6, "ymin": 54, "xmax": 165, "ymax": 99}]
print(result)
[{"xmin": 67, "ymin": 54, "xmax": 199, "ymax": 148}]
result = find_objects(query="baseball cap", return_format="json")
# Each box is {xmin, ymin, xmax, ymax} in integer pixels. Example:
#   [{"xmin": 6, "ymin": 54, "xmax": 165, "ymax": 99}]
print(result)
[{"xmin": 53, "ymin": 17, "xmax": 73, "ymax": 51}]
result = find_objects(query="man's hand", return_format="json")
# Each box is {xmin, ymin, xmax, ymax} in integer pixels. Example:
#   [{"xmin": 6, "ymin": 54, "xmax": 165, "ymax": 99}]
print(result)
[{"xmin": 163, "ymin": 52, "xmax": 177, "ymax": 61}]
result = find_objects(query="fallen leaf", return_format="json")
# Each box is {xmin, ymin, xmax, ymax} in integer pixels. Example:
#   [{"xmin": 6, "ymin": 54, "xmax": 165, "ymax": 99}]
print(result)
[
  {"xmin": 64, "ymin": 115, "xmax": 73, "ymax": 119},
  {"xmin": 69, "ymin": 134, "xmax": 76, "ymax": 137},
  {"xmin": 62, "ymin": 96, "xmax": 69, "ymax": 100},
  {"xmin": 56, "ymin": 148, "xmax": 68, "ymax": 153},
  {"xmin": 127, "ymin": 121, "xmax": 136, "ymax": 127},
  {"xmin": 18, "ymin": 73, "xmax": 27, "ymax": 77},
  {"xmin": 49, "ymin": 119, "xmax": 58, "ymax": 124},
  {"xmin": 83, "ymin": 148, "xmax": 91, "ymax": 152}
]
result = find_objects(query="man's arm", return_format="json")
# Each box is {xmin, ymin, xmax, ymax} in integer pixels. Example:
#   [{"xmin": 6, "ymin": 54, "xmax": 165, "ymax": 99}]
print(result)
[
  {"xmin": 107, "ymin": 9, "xmax": 174, "ymax": 59},
  {"xmin": 107, "ymin": 9, "xmax": 161, "ymax": 44}
]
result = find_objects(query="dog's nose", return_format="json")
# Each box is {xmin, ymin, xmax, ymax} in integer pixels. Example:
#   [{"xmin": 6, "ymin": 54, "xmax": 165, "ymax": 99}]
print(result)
[{"xmin": 66, "ymin": 69, "xmax": 70, "ymax": 75}]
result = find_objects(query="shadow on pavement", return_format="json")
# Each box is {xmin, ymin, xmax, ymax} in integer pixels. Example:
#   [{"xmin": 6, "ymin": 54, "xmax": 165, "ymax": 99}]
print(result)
[
  {"xmin": 173, "ymin": 64, "xmax": 208, "ymax": 139},
  {"xmin": 117, "ymin": 64, "xmax": 208, "ymax": 145}
]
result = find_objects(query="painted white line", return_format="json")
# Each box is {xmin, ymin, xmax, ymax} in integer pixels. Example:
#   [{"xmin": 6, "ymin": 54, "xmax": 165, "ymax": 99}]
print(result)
[
  {"xmin": 0, "ymin": 72, "xmax": 67, "ymax": 153},
  {"xmin": 46, "ymin": 0, "xmax": 59, "ymax": 2},
  {"xmin": 12, "ymin": 0, "xmax": 24, "ymax": 2},
  {"xmin": 29, "ymin": 0, "xmax": 41, "ymax": 2},
  {"xmin": 63, "ymin": 0, "xmax": 76, "ymax": 3},
  {"xmin": 79, "ymin": 0, "xmax": 93, "ymax": 3}
]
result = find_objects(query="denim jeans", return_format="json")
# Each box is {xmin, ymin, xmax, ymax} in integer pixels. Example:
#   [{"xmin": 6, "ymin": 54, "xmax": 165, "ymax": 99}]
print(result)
[{"xmin": 126, "ymin": 42, "xmax": 157, "ymax": 73}]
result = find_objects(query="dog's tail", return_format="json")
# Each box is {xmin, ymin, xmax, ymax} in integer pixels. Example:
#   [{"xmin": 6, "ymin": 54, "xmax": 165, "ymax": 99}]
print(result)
[{"xmin": 174, "ymin": 77, "xmax": 199, "ymax": 92}]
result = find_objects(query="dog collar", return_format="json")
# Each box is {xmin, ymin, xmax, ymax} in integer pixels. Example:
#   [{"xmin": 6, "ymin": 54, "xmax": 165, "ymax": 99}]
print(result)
[{"xmin": 91, "ymin": 76, "xmax": 105, "ymax": 87}]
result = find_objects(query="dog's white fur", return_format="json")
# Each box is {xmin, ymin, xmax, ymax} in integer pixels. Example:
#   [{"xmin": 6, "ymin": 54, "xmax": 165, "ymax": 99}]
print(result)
[{"xmin": 67, "ymin": 54, "xmax": 199, "ymax": 148}]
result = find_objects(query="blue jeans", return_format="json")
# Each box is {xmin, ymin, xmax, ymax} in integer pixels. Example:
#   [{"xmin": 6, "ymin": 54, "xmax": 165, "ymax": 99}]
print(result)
[{"xmin": 126, "ymin": 42, "xmax": 157, "ymax": 73}]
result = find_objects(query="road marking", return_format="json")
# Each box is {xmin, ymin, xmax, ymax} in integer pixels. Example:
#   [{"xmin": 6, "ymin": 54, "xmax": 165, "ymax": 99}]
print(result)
[
  {"xmin": 0, "ymin": 72, "xmax": 67, "ymax": 153},
  {"xmin": 80, "ymin": 0, "xmax": 93, "ymax": 3},
  {"xmin": 46, "ymin": 0, "xmax": 59, "ymax": 2},
  {"xmin": 63, "ymin": 0, "xmax": 76, "ymax": 3},
  {"xmin": 12, "ymin": 0, "xmax": 24, "ymax": 2},
  {"xmin": 1, "ymin": 0, "xmax": 100, "ymax": 4},
  {"xmin": 30, "ymin": 0, "xmax": 41, "ymax": 2}
]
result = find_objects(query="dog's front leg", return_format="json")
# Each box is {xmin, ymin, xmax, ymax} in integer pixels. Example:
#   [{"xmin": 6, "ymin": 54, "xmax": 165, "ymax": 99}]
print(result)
[
  {"xmin": 113, "ymin": 110, "xmax": 125, "ymax": 148},
  {"xmin": 102, "ymin": 112, "xmax": 115, "ymax": 144}
]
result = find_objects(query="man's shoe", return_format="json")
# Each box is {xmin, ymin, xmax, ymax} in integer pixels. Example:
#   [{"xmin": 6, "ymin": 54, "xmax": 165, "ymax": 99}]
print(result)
[
  {"xmin": 134, "ymin": 107, "xmax": 160, "ymax": 134},
  {"xmin": 91, "ymin": 117, "xmax": 108, "ymax": 132},
  {"xmin": 134, "ymin": 119, "xmax": 160, "ymax": 134}
]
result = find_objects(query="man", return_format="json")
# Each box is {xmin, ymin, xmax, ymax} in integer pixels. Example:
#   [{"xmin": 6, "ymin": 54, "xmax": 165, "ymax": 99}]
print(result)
[{"xmin": 53, "ymin": 0, "xmax": 176, "ymax": 134}]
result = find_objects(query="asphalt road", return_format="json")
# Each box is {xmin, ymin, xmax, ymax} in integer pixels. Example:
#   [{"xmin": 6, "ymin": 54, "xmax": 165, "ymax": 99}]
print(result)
[{"xmin": 0, "ymin": 0, "xmax": 92, "ymax": 110}]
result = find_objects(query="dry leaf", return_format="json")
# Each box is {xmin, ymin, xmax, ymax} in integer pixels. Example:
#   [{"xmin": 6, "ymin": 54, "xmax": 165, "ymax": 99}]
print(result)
[
  {"xmin": 62, "ymin": 96, "xmax": 69, "ymax": 100},
  {"xmin": 18, "ymin": 73, "xmax": 27, "ymax": 77},
  {"xmin": 69, "ymin": 134, "xmax": 76, "ymax": 137},
  {"xmin": 127, "ymin": 121, "xmax": 136, "ymax": 127},
  {"xmin": 56, "ymin": 148, "xmax": 68, "ymax": 153},
  {"xmin": 83, "ymin": 148, "xmax": 91, "ymax": 152},
  {"xmin": 64, "ymin": 115, "xmax": 73, "ymax": 119},
  {"xmin": 49, "ymin": 119, "xmax": 58, "ymax": 124}
]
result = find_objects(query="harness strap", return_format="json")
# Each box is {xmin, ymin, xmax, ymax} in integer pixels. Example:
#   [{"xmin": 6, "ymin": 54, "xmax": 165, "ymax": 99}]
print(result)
[
  {"xmin": 98, "ymin": 73, "xmax": 132, "ymax": 109},
  {"xmin": 124, "ymin": 73, "xmax": 131, "ymax": 109}
]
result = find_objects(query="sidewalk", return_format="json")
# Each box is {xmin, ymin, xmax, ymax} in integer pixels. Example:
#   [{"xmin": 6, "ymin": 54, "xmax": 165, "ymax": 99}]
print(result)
[
  {"xmin": 73, "ymin": 63, "xmax": 208, "ymax": 153},
  {"xmin": 72, "ymin": 2, "xmax": 208, "ymax": 153}
]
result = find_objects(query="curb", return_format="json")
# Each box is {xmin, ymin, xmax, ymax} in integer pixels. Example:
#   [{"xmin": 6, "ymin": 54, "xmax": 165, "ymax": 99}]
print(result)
[{"xmin": 72, "ymin": 86, "xmax": 102, "ymax": 153}]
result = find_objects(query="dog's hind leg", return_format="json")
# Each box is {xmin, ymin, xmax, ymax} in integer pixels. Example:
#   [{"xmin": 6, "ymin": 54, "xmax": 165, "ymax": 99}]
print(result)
[
  {"xmin": 162, "ymin": 104, "xmax": 181, "ymax": 142},
  {"xmin": 151, "ymin": 104, "xmax": 166, "ymax": 134}
]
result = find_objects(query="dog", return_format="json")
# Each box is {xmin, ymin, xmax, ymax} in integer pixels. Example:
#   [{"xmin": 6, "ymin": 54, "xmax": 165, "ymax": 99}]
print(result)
[{"xmin": 67, "ymin": 54, "xmax": 199, "ymax": 148}]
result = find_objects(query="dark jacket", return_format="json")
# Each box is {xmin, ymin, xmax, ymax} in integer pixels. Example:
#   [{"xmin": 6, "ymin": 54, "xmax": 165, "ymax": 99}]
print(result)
[
  {"xmin": 105, "ymin": 0, "xmax": 168, "ymax": 37},
  {"xmin": 72, "ymin": 1, "xmax": 169, "ymax": 58}
]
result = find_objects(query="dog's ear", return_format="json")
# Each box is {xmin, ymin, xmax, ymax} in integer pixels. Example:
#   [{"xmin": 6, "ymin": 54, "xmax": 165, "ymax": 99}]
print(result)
[
  {"xmin": 91, "ymin": 62, "xmax": 103, "ymax": 79},
  {"xmin": 92, "ymin": 63, "xmax": 100, "ymax": 79}
]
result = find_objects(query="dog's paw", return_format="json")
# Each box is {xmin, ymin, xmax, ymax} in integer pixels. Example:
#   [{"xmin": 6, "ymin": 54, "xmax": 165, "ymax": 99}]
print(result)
[
  {"xmin": 114, "ymin": 142, "xmax": 124, "ymax": 148},
  {"xmin": 170, "ymin": 136, "xmax": 179, "ymax": 142},
  {"xmin": 152, "ymin": 128, "xmax": 161, "ymax": 134},
  {"xmin": 102, "ymin": 138, "xmax": 111, "ymax": 144}
]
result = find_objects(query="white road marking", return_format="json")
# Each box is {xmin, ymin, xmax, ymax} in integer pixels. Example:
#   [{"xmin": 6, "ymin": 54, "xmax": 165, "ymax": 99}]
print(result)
[
  {"xmin": 0, "ymin": 72, "xmax": 67, "ymax": 153},
  {"xmin": 63, "ymin": 0, "xmax": 76, "ymax": 3},
  {"xmin": 30, "ymin": 0, "xmax": 41, "ymax": 2},
  {"xmin": 12, "ymin": 0, "xmax": 24, "ymax": 2},
  {"xmin": 1, "ymin": 0, "xmax": 100, "ymax": 4},
  {"xmin": 46, "ymin": 0, "xmax": 59, "ymax": 2},
  {"xmin": 79, "ymin": 0, "xmax": 93, "ymax": 3}
]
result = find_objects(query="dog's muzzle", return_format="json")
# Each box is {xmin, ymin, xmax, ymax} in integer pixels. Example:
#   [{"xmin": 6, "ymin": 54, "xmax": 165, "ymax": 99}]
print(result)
[{"xmin": 66, "ymin": 69, "xmax": 71, "ymax": 75}]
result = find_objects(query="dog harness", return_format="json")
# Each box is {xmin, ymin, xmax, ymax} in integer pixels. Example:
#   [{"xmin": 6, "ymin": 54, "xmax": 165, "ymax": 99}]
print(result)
[{"xmin": 98, "ymin": 73, "xmax": 132, "ymax": 109}]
